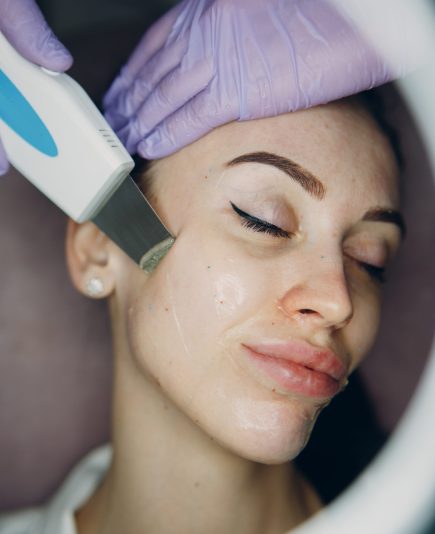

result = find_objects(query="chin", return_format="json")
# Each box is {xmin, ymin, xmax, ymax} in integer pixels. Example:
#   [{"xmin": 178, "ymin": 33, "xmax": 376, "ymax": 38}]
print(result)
[{"xmin": 202, "ymin": 395, "xmax": 325, "ymax": 465}]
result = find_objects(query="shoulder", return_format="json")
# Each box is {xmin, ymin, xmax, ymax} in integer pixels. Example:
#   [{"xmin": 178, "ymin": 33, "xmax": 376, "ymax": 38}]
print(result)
[
  {"xmin": 0, "ymin": 507, "xmax": 45, "ymax": 534},
  {"xmin": 0, "ymin": 443, "xmax": 112, "ymax": 534}
]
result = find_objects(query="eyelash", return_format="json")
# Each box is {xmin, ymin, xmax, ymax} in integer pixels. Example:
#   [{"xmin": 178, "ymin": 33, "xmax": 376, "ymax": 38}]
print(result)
[
  {"xmin": 230, "ymin": 202, "xmax": 292, "ymax": 239},
  {"xmin": 230, "ymin": 202, "xmax": 386, "ymax": 283},
  {"xmin": 359, "ymin": 263, "xmax": 386, "ymax": 284}
]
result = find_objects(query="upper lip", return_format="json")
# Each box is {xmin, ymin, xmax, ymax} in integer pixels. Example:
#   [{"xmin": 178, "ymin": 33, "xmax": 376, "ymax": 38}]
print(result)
[{"xmin": 242, "ymin": 340, "xmax": 347, "ymax": 382}]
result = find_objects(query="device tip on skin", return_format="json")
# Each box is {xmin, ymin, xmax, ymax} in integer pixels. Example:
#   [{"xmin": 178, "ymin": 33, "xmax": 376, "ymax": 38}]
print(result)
[{"xmin": 139, "ymin": 236, "xmax": 175, "ymax": 273}]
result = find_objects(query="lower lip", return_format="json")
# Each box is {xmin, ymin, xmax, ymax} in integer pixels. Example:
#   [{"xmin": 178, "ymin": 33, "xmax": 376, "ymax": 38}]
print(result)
[{"xmin": 243, "ymin": 346, "xmax": 341, "ymax": 398}]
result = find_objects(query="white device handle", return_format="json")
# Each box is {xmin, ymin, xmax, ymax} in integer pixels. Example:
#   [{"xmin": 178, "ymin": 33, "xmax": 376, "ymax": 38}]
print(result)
[{"xmin": 0, "ymin": 31, "xmax": 134, "ymax": 222}]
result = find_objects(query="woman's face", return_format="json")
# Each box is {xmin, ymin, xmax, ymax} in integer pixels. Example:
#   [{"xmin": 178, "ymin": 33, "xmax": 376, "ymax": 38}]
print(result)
[{"xmin": 111, "ymin": 101, "xmax": 402, "ymax": 464}]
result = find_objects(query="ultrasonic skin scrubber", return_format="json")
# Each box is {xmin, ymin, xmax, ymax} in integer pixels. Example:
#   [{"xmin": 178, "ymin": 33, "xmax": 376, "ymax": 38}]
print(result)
[{"xmin": 0, "ymin": 31, "xmax": 174, "ymax": 273}]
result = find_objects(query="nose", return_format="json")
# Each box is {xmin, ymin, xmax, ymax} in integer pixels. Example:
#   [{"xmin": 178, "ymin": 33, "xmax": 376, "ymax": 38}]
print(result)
[{"xmin": 277, "ymin": 258, "xmax": 354, "ymax": 331}]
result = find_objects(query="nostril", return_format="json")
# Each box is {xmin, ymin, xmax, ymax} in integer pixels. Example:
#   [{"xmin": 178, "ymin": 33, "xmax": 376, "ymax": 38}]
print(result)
[{"xmin": 299, "ymin": 309, "xmax": 316, "ymax": 315}]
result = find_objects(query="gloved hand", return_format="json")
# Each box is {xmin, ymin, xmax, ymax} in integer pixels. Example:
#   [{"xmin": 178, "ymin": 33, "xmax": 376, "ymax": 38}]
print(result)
[
  {"xmin": 0, "ymin": 0, "xmax": 73, "ymax": 174},
  {"xmin": 103, "ymin": 0, "xmax": 406, "ymax": 160}
]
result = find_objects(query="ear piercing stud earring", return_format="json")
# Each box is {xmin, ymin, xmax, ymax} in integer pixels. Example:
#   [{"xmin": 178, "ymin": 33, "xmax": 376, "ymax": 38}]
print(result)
[{"xmin": 86, "ymin": 277, "xmax": 104, "ymax": 297}]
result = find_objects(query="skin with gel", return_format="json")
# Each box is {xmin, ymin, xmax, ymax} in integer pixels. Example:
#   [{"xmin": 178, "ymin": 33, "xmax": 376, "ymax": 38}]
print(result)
[{"xmin": 66, "ymin": 100, "xmax": 402, "ymax": 534}]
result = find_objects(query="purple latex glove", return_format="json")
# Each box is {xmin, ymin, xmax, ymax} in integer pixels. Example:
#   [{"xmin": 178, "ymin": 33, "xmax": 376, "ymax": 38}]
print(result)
[
  {"xmin": 0, "ymin": 0, "xmax": 73, "ymax": 174},
  {"xmin": 103, "ymin": 0, "xmax": 401, "ymax": 160}
]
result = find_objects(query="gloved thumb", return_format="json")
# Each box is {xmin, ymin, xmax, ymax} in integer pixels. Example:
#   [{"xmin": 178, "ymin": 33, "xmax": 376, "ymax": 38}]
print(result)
[{"xmin": 0, "ymin": 0, "xmax": 73, "ymax": 72}]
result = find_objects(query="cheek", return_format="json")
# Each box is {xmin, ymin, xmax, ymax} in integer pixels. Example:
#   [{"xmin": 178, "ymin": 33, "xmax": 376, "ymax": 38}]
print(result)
[
  {"xmin": 344, "ymin": 286, "xmax": 382, "ymax": 372},
  {"xmin": 124, "ymin": 230, "xmax": 268, "ymax": 402}
]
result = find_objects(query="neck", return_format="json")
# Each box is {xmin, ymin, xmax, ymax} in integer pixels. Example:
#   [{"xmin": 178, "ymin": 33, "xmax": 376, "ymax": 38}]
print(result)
[{"xmin": 75, "ymin": 329, "xmax": 322, "ymax": 534}]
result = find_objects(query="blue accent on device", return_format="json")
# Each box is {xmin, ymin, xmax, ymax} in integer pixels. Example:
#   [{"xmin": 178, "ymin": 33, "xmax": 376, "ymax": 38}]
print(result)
[{"xmin": 0, "ymin": 69, "xmax": 58, "ymax": 157}]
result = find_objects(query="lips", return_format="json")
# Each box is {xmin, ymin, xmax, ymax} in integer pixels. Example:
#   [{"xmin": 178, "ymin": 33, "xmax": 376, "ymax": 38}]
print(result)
[{"xmin": 241, "ymin": 340, "xmax": 347, "ymax": 399}]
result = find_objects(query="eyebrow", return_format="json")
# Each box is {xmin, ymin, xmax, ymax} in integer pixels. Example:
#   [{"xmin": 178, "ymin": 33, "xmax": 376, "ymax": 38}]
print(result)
[
  {"xmin": 362, "ymin": 207, "xmax": 406, "ymax": 238},
  {"xmin": 226, "ymin": 150, "xmax": 406, "ymax": 238},
  {"xmin": 226, "ymin": 151, "xmax": 326, "ymax": 199}
]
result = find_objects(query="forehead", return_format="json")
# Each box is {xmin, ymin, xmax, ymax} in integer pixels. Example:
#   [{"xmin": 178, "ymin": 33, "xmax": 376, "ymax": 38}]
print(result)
[{"xmin": 156, "ymin": 101, "xmax": 400, "ymax": 208}]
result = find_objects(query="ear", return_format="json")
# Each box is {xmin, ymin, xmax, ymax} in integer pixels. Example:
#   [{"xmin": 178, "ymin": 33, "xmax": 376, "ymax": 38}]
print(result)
[{"xmin": 65, "ymin": 219, "xmax": 116, "ymax": 299}]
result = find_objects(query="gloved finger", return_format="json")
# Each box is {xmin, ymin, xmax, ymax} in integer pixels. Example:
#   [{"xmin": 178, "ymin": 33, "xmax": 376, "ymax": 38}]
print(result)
[
  {"xmin": 103, "ymin": 0, "xmax": 188, "ymax": 108},
  {"xmin": 0, "ymin": 139, "xmax": 11, "ymax": 175},
  {"xmin": 0, "ymin": 0, "xmax": 72, "ymax": 71},
  {"xmin": 104, "ymin": 35, "xmax": 190, "ymax": 127},
  {"xmin": 131, "ymin": 56, "xmax": 214, "ymax": 139},
  {"xmin": 113, "ymin": 57, "xmax": 215, "ymax": 153},
  {"xmin": 136, "ymin": 84, "xmax": 237, "ymax": 159}
]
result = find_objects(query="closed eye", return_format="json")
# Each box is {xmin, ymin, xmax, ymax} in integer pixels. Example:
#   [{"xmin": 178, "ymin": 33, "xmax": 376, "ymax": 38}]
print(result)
[
  {"xmin": 230, "ymin": 202, "xmax": 292, "ymax": 239},
  {"xmin": 359, "ymin": 263, "xmax": 386, "ymax": 284}
]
